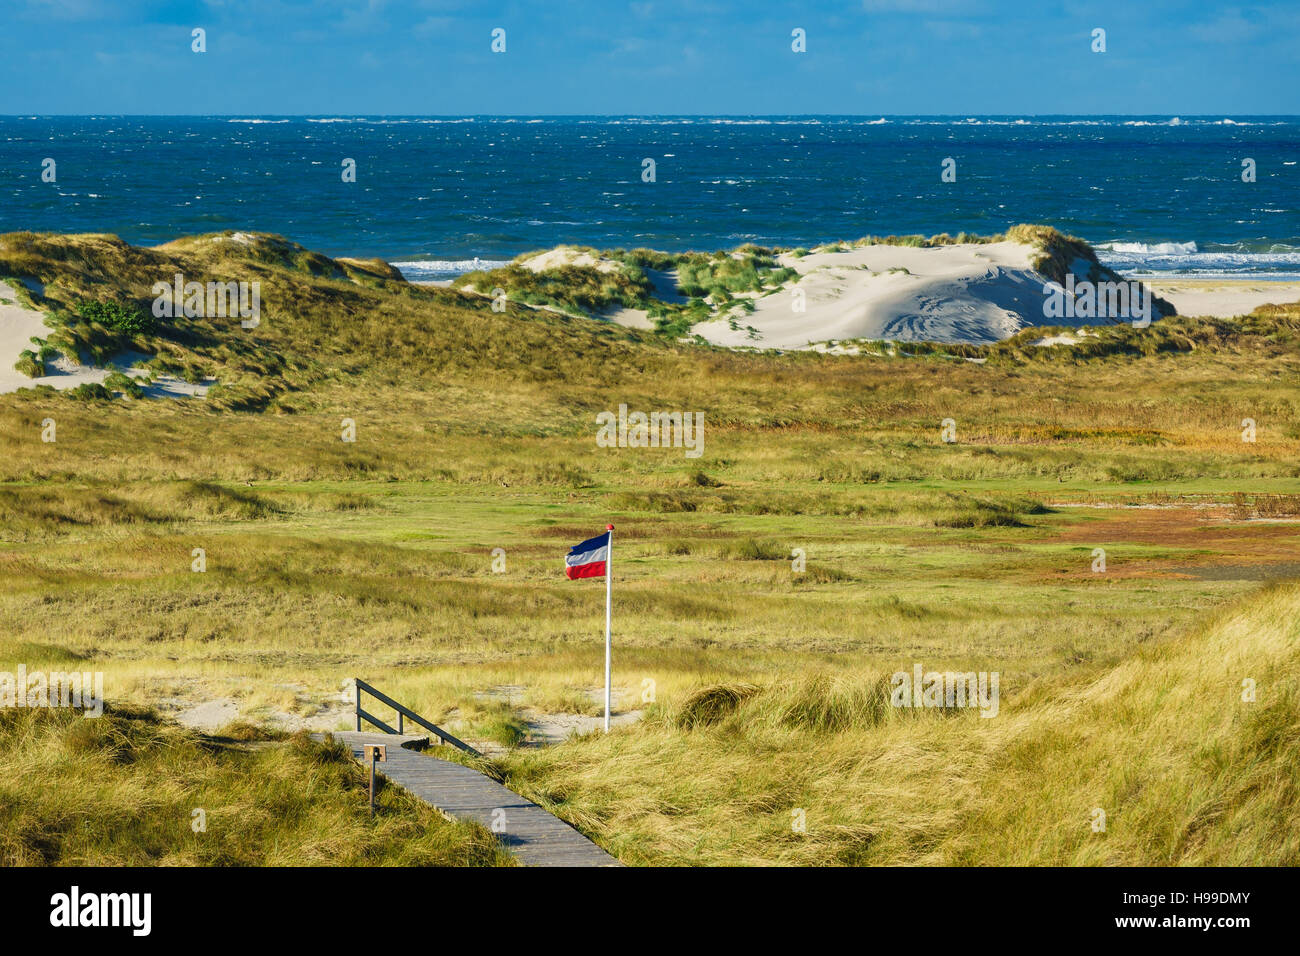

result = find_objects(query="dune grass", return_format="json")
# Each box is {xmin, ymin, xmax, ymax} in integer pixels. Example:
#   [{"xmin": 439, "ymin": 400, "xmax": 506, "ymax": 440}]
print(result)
[
  {"xmin": 1, "ymin": 229, "xmax": 1298, "ymax": 865},
  {"xmin": 0, "ymin": 705, "xmax": 513, "ymax": 866},
  {"xmin": 490, "ymin": 582, "xmax": 1300, "ymax": 866}
]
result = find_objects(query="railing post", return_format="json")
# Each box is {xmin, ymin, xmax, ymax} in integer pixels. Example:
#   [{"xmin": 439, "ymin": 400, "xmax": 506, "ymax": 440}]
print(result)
[
  {"xmin": 398, "ymin": 711, "xmax": 404, "ymax": 734},
  {"xmin": 355, "ymin": 681, "xmax": 361, "ymax": 732},
  {"xmin": 364, "ymin": 744, "xmax": 386, "ymax": 816}
]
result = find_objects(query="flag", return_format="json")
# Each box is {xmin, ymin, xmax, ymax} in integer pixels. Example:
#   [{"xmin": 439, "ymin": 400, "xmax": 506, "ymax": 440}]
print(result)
[
  {"xmin": 565, "ymin": 524, "xmax": 615, "ymax": 732},
  {"xmin": 565, "ymin": 531, "xmax": 610, "ymax": 580}
]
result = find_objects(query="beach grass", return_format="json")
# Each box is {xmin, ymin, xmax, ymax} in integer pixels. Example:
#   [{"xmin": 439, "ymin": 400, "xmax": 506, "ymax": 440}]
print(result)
[
  {"xmin": 0, "ymin": 228, "xmax": 1298, "ymax": 864},
  {"xmin": 0, "ymin": 705, "xmax": 513, "ymax": 866},
  {"xmin": 490, "ymin": 581, "xmax": 1300, "ymax": 866}
]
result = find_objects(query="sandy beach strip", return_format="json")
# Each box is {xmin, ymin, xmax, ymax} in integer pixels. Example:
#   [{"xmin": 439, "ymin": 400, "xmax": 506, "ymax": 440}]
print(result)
[{"xmin": 1146, "ymin": 278, "xmax": 1300, "ymax": 318}]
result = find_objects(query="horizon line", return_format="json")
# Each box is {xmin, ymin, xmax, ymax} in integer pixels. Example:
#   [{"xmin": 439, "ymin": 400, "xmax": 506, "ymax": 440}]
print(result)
[{"xmin": 4, "ymin": 112, "xmax": 1300, "ymax": 119}]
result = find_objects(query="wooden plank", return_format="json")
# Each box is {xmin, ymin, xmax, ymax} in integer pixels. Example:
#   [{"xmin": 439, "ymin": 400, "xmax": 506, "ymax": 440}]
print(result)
[{"xmin": 315, "ymin": 731, "xmax": 620, "ymax": 868}]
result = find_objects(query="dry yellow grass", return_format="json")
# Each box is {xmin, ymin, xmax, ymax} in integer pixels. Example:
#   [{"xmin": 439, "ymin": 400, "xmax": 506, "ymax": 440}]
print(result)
[
  {"xmin": 0, "ymin": 706, "xmax": 514, "ymax": 866},
  {"xmin": 1, "ymin": 230, "xmax": 1297, "ymax": 865},
  {"xmin": 493, "ymin": 582, "xmax": 1300, "ymax": 866}
]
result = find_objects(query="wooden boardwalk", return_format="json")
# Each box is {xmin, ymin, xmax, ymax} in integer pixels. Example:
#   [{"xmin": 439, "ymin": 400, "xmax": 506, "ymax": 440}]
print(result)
[{"xmin": 320, "ymin": 731, "xmax": 621, "ymax": 867}]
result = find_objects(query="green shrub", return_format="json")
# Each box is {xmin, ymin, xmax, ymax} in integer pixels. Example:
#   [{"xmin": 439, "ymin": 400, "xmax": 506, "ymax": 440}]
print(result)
[
  {"xmin": 66, "ymin": 382, "xmax": 113, "ymax": 401},
  {"xmin": 76, "ymin": 300, "xmax": 153, "ymax": 335}
]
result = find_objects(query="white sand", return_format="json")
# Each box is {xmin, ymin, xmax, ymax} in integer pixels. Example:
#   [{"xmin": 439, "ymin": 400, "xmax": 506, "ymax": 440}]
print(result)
[
  {"xmin": 685, "ymin": 241, "xmax": 1070, "ymax": 348},
  {"xmin": 519, "ymin": 246, "xmax": 621, "ymax": 273},
  {"xmin": 602, "ymin": 305, "xmax": 656, "ymax": 330},
  {"xmin": 159, "ymin": 678, "xmax": 358, "ymax": 733},
  {"xmin": 517, "ymin": 243, "xmax": 1070, "ymax": 345},
  {"xmin": 447, "ymin": 242, "xmax": 1120, "ymax": 346},
  {"xmin": 1031, "ymin": 330, "xmax": 1097, "ymax": 347},
  {"xmin": 430, "ymin": 246, "xmax": 1300, "ymax": 347},
  {"xmin": 0, "ymin": 296, "xmax": 210, "ymax": 397},
  {"xmin": 1148, "ymin": 280, "xmax": 1300, "ymax": 318}
]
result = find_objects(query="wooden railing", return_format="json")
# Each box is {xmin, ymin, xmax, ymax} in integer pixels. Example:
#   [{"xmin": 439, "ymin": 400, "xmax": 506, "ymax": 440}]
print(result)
[{"xmin": 354, "ymin": 678, "xmax": 480, "ymax": 756}]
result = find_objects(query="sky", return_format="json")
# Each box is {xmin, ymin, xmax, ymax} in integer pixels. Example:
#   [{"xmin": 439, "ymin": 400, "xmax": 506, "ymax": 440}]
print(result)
[{"xmin": 1, "ymin": 0, "xmax": 1297, "ymax": 115}]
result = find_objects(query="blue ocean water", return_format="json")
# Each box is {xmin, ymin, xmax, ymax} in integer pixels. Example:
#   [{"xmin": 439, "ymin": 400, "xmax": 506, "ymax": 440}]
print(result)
[{"xmin": 1, "ymin": 116, "xmax": 1297, "ymax": 280}]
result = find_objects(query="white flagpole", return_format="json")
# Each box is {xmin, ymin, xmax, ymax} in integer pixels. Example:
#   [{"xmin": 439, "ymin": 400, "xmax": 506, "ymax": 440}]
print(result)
[{"xmin": 604, "ymin": 523, "xmax": 613, "ymax": 733}]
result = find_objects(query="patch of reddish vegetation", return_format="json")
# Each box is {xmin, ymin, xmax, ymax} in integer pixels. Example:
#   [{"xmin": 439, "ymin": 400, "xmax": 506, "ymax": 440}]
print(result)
[{"xmin": 1044, "ymin": 506, "xmax": 1300, "ymax": 580}]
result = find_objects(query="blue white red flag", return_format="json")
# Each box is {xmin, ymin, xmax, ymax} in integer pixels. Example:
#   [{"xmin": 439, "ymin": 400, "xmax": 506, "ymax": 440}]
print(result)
[{"xmin": 565, "ymin": 531, "xmax": 610, "ymax": 580}]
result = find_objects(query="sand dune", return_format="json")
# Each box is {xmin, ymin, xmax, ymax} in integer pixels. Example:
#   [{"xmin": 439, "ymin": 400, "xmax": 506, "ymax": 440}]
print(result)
[
  {"xmin": 692, "ymin": 241, "xmax": 1099, "ymax": 348},
  {"xmin": 0, "ymin": 296, "xmax": 209, "ymax": 397},
  {"xmin": 447, "ymin": 238, "xmax": 1300, "ymax": 348},
  {"xmin": 0, "ymin": 298, "xmax": 117, "ymax": 394}
]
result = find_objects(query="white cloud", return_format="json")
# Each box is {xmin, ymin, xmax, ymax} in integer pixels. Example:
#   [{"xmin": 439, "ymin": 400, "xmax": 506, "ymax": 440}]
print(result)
[{"xmin": 1188, "ymin": 8, "xmax": 1263, "ymax": 44}]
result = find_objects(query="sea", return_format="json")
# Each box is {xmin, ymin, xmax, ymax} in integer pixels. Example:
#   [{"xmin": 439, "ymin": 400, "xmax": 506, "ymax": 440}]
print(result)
[{"xmin": 2, "ymin": 115, "xmax": 1297, "ymax": 282}]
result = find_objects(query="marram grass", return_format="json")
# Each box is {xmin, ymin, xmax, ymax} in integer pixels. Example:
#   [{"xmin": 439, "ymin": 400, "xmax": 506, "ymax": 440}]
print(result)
[
  {"xmin": 0, "ymin": 705, "xmax": 513, "ymax": 866},
  {"xmin": 0, "ymin": 228, "xmax": 1297, "ymax": 866},
  {"xmin": 493, "ymin": 583, "xmax": 1300, "ymax": 866}
]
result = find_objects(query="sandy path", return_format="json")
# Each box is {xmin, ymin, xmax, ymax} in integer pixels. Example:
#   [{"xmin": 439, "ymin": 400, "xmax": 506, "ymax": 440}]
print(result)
[
  {"xmin": 160, "ymin": 679, "xmax": 356, "ymax": 733},
  {"xmin": 158, "ymin": 677, "xmax": 645, "ymax": 750}
]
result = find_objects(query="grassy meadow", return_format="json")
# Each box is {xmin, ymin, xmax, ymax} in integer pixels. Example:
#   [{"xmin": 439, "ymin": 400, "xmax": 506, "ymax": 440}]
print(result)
[{"xmin": 1, "ymin": 228, "xmax": 1298, "ymax": 865}]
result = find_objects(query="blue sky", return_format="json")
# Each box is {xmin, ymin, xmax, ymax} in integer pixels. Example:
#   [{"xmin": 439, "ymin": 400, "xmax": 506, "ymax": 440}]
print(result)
[{"xmin": 1, "ymin": 0, "xmax": 1297, "ymax": 115}]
